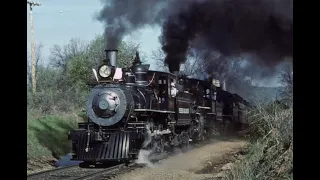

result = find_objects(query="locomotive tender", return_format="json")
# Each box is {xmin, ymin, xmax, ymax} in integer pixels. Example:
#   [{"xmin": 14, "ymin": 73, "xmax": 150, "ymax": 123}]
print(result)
[{"xmin": 68, "ymin": 49, "xmax": 251, "ymax": 167}]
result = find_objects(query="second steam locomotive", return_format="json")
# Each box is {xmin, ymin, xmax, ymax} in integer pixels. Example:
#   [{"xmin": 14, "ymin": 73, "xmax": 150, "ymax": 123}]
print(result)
[{"xmin": 68, "ymin": 49, "xmax": 251, "ymax": 167}]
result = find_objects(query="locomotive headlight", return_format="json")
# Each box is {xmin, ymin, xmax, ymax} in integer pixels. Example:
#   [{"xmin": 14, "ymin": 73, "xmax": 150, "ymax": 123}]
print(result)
[{"xmin": 99, "ymin": 65, "xmax": 112, "ymax": 78}]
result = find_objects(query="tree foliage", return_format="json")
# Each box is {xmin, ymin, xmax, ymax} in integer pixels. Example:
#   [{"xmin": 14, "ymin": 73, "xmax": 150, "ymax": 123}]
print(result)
[{"xmin": 27, "ymin": 35, "xmax": 144, "ymax": 116}]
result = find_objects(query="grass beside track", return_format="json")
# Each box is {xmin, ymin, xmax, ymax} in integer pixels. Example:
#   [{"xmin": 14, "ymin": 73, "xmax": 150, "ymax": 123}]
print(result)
[
  {"xmin": 224, "ymin": 104, "xmax": 293, "ymax": 180},
  {"xmin": 27, "ymin": 114, "xmax": 78, "ymax": 162}
]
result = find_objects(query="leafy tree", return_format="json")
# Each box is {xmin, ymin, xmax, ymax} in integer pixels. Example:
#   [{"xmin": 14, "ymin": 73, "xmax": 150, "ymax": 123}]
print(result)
[
  {"xmin": 28, "ymin": 35, "xmax": 148, "ymax": 116},
  {"xmin": 117, "ymin": 40, "xmax": 146, "ymax": 68},
  {"xmin": 67, "ymin": 54, "xmax": 92, "ymax": 91},
  {"xmin": 87, "ymin": 35, "xmax": 106, "ymax": 68},
  {"xmin": 86, "ymin": 35, "xmax": 146, "ymax": 69},
  {"xmin": 49, "ymin": 38, "xmax": 88, "ymax": 73}
]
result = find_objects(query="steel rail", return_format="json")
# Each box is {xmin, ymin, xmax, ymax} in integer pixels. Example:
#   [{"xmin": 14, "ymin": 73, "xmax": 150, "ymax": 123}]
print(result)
[
  {"xmin": 73, "ymin": 163, "xmax": 127, "ymax": 180},
  {"xmin": 27, "ymin": 164, "xmax": 78, "ymax": 178}
]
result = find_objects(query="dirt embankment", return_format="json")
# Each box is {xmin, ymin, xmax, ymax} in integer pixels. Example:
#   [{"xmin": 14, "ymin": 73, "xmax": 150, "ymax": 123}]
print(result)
[
  {"xmin": 27, "ymin": 157, "xmax": 57, "ymax": 175},
  {"xmin": 112, "ymin": 138, "xmax": 248, "ymax": 180}
]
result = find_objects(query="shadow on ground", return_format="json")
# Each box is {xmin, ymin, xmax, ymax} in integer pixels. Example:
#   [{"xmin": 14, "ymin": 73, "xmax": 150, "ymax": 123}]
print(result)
[{"xmin": 55, "ymin": 153, "xmax": 82, "ymax": 167}]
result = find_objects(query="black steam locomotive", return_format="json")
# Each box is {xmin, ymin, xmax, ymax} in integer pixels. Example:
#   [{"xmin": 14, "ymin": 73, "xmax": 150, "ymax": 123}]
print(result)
[{"xmin": 68, "ymin": 49, "xmax": 251, "ymax": 168}]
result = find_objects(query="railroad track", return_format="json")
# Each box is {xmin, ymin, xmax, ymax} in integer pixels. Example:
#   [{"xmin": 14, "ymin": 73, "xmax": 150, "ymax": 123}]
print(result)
[
  {"xmin": 79, "ymin": 163, "xmax": 145, "ymax": 180},
  {"xmin": 27, "ymin": 165, "xmax": 78, "ymax": 179},
  {"xmin": 27, "ymin": 163, "xmax": 144, "ymax": 180},
  {"xmin": 27, "ymin": 140, "xmax": 215, "ymax": 180}
]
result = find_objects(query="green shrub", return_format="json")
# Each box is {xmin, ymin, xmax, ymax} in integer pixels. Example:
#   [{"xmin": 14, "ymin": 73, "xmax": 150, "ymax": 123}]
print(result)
[{"xmin": 27, "ymin": 115, "xmax": 78, "ymax": 161}]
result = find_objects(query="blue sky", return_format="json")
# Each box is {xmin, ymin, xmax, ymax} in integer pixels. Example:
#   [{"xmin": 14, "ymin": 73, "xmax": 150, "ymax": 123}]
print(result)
[{"xmin": 26, "ymin": 0, "xmax": 161, "ymax": 68}]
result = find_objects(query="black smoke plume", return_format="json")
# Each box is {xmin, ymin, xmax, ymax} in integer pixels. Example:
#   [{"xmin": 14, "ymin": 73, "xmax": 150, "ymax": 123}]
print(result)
[
  {"xmin": 161, "ymin": 0, "xmax": 293, "ymax": 72},
  {"xmin": 97, "ymin": 0, "xmax": 168, "ymax": 49}
]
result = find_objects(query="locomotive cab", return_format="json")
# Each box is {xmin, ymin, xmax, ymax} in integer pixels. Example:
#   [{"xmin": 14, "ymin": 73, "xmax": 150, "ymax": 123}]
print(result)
[{"xmin": 146, "ymin": 71, "xmax": 176, "ymax": 111}]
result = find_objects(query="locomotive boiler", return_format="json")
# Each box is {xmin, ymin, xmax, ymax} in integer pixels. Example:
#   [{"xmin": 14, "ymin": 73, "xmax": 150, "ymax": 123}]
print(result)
[{"xmin": 68, "ymin": 49, "xmax": 251, "ymax": 168}]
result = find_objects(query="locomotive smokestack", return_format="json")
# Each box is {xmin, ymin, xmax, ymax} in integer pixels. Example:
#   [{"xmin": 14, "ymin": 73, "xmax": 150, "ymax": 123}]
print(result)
[
  {"xmin": 105, "ymin": 50, "xmax": 118, "ymax": 67},
  {"xmin": 170, "ymin": 63, "xmax": 181, "ymax": 77}
]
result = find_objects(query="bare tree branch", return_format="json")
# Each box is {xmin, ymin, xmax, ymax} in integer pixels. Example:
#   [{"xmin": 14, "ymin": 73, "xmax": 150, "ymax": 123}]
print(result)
[
  {"xmin": 151, "ymin": 48, "xmax": 168, "ymax": 72},
  {"xmin": 279, "ymin": 64, "xmax": 293, "ymax": 103},
  {"xmin": 49, "ymin": 38, "xmax": 88, "ymax": 73}
]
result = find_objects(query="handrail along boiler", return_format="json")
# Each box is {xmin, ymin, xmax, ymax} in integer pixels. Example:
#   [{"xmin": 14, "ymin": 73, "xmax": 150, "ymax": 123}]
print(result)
[{"xmin": 68, "ymin": 49, "xmax": 251, "ymax": 167}]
